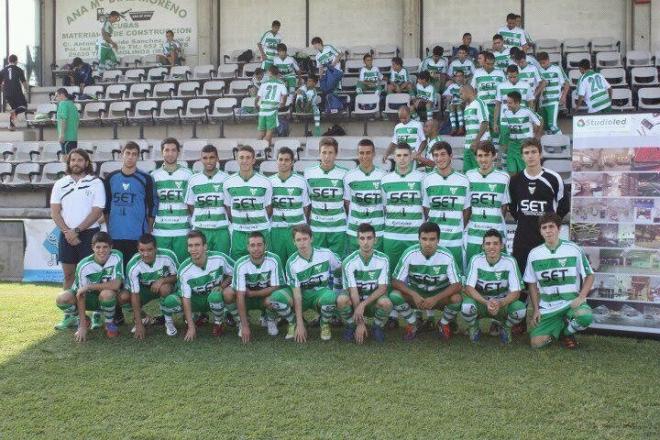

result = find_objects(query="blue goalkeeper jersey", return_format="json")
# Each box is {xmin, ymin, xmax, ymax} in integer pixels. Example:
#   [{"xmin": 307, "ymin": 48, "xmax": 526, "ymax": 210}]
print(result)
[{"xmin": 104, "ymin": 169, "xmax": 157, "ymax": 240}]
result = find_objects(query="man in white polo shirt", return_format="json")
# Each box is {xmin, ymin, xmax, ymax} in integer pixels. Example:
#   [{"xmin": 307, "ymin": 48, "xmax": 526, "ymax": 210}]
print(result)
[{"xmin": 51, "ymin": 148, "xmax": 106, "ymax": 290}]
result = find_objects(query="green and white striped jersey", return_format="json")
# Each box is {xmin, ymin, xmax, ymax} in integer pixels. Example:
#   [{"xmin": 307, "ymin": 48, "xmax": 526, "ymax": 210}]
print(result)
[
  {"xmin": 391, "ymin": 120, "xmax": 426, "ymax": 152},
  {"xmin": 98, "ymin": 19, "xmax": 113, "ymax": 48},
  {"xmin": 304, "ymin": 164, "xmax": 348, "ymax": 233},
  {"xmin": 394, "ymin": 244, "xmax": 461, "ymax": 294},
  {"xmin": 342, "ymin": 250, "xmax": 390, "ymax": 298},
  {"xmin": 500, "ymin": 107, "xmax": 541, "ymax": 140},
  {"xmin": 296, "ymin": 85, "xmax": 318, "ymax": 108},
  {"xmin": 523, "ymin": 240, "xmax": 593, "ymax": 314},
  {"xmin": 178, "ymin": 251, "xmax": 234, "ymax": 298},
  {"xmin": 464, "ymin": 98, "xmax": 491, "ymax": 148},
  {"xmin": 517, "ymin": 64, "xmax": 543, "ymax": 90},
  {"xmin": 496, "ymin": 80, "xmax": 534, "ymax": 115},
  {"xmin": 162, "ymin": 39, "xmax": 182, "ymax": 56},
  {"xmin": 442, "ymin": 83, "xmax": 463, "ymax": 105},
  {"xmin": 381, "ymin": 168, "xmax": 425, "ymax": 242},
  {"xmin": 232, "ymin": 252, "xmax": 284, "ymax": 292},
  {"xmin": 465, "ymin": 168, "xmax": 510, "ymax": 248},
  {"xmin": 259, "ymin": 30, "xmax": 281, "ymax": 60},
  {"xmin": 286, "ymin": 247, "xmax": 342, "ymax": 292},
  {"xmin": 493, "ymin": 48, "xmax": 511, "ymax": 71},
  {"xmin": 185, "ymin": 170, "xmax": 230, "ymax": 230},
  {"xmin": 389, "ymin": 67, "xmax": 410, "ymax": 85},
  {"xmin": 415, "ymin": 83, "xmax": 436, "ymax": 103},
  {"xmin": 497, "ymin": 26, "xmax": 528, "ymax": 49},
  {"xmin": 125, "ymin": 249, "xmax": 179, "ymax": 294},
  {"xmin": 359, "ymin": 66, "xmax": 383, "ymax": 83},
  {"xmin": 316, "ymin": 45, "xmax": 341, "ymax": 70},
  {"xmin": 273, "ymin": 55, "xmax": 299, "ymax": 78},
  {"xmin": 471, "ymin": 68, "xmax": 506, "ymax": 105},
  {"xmin": 344, "ymin": 166, "xmax": 387, "ymax": 237},
  {"xmin": 419, "ymin": 56, "xmax": 448, "ymax": 75},
  {"xmin": 539, "ymin": 64, "xmax": 569, "ymax": 104},
  {"xmin": 257, "ymin": 79, "xmax": 288, "ymax": 117},
  {"xmin": 223, "ymin": 172, "xmax": 272, "ymax": 232},
  {"xmin": 72, "ymin": 250, "xmax": 124, "ymax": 292},
  {"xmin": 465, "ymin": 253, "xmax": 522, "ymax": 298},
  {"xmin": 577, "ymin": 70, "xmax": 612, "ymax": 113},
  {"xmin": 448, "ymin": 58, "xmax": 475, "ymax": 78},
  {"xmin": 269, "ymin": 172, "xmax": 310, "ymax": 228},
  {"xmin": 424, "ymin": 135, "xmax": 443, "ymax": 163},
  {"xmin": 422, "ymin": 170, "xmax": 470, "ymax": 252},
  {"xmin": 152, "ymin": 165, "xmax": 193, "ymax": 238}
]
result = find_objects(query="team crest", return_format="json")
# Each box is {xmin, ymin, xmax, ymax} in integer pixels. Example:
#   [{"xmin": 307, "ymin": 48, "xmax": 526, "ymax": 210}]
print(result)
[
  {"xmin": 449, "ymin": 187, "xmax": 457, "ymax": 195},
  {"xmin": 369, "ymin": 271, "xmax": 376, "ymax": 279},
  {"xmin": 314, "ymin": 265, "xmax": 322, "ymax": 273},
  {"xmin": 407, "ymin": 182, "xmax": 416, "ymax": 190},
  {"xmin": 488, "ymin": 184, "xmax": 496, "ymax": 192},
  {"xmin": 288, "ymin": 188, "xmax": 295, "ymax": 195},
  {"xmin": 495, "ymin": 272, "xmax": 502, "ymax": 280},
  {"xmin": 528, "ymin": 184, "xmax": 536, "ymax": 195},
  {"xmin": 213, "ymin": 185, "xmax": 221, "ymax": 192},
  {"xmin": 331, "ymin": 180, "xmax": 338, "ymax": 186},
  {"xmin": 432, "ymin": 267, "xmax": 441, "ymax": 274},
  {"xmin": 558, "ymin": 258, "xmax": 567, "ymax": 267},
  {"xmin": 373, "ymin": 182, "xmax": 380, "ymax": 189},
  {"xmin": 122, "ymin": 183, "xmax": 130, "ymax": 190},
  {"xmin": 250, "ymin": 188, "xmax": 258, "ymax": 195},
  {"xmin": 174, "ymin": 181, "xmax": 182, "ymax": 189}
]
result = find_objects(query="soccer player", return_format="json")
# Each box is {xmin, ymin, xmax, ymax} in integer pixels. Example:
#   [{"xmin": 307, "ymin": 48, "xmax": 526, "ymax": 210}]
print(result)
[
  {"xmin": 575, "ymin": 59, "xmax": 612, "ymax": 114},
  {"xmin": 471, "ymin": 52, "xmax": 505, "ymax": 143},
  {"xmin": 224, "ymin": 145, "xmax": 273, "ymax": 261},
  {"xmin": 497, "ymin": 12, "xmax": 529, "ymax": 51},
  {"xmin": 281, "ymin": 224, "xmax": 344, "ymax": 342},
  {"xmin": 411, "ymin": 70, "xmax": 435, "ymax": 121},
  {"xmin": 186, "ymin": 144, "xmax": 230, "ymax": 255},
  {"xmin": 464, "ymin": 141, "xmax": 510, "ymax": 267},
  {"xmin": 269, "ymin": 147, "xmax": 310, "ymax": 264},
  {"xmin": 387, "ymin": 57, "xmax": 412, "ymax": 94},
  {"xmin": 448, "ymin": 45, "xmax": 476, "ymax": 79},
  {"xmin": 418, "ymin": 45, "xmax": 447, "ymax": 92},
  {"xmin": 120, "ymin": 233, "xmax": 180, "ymax": 339},
  {"xmin": 55, "ymin": 88, "xmax": 79, "ymax": 155},
  {"xmin": 151, "ymin": 138, "xmax": 192, "ymax": 263},
  {"xmin": 499, "ymin": 91, "xmax": 543, "ymax": 174},
  {"xmin": 525, "ymin": 213, "xmax": 594, "ymax": 349},
  {"xmin": 494, "ymin": 65, "xmax": 535, "ymax": 133},
  {"xmin": 416, "ymin": 119, "xmax": 441, "ymax": 171},
  {"xmin": 513, "ymin": 50, "xmax": 546, "ymax": 103},
  {"xmin": 383, "ymin": 106, "xmax": 426, "ymax": 162},
  {"xmin": 179, "ymin": 230, "xmax": 235, "ymax": 342},
  {"xmin": 356, "ymin": 53, "xmax": 383, "ymax": 95},
  {"xmin": 460, "ymin": 84, "xmax": 490, "ymax": 172},
  {"xmin": 256, "ymin": 65, "xmax": 288, "ymax": 146},
  {"xmin": 227, "ymin": 231, "xmax": 286, "ymax": 342},
  {"xmin": 273, "ymin": 43, "xmax": 300, "ymax": 94},
  {"xmin": 158, "ymin": 30, "xmax": 184, "ymax": 66},
  {"xmin": 344, "ymin": 139, "xmax": 387, "ymax": 254},
  {"xmin": 462, "ymin": 229, "xmax": 526, "ymax": 344},
  {"xmin": 341, "ymin": 223, "xmax": 392, "ymax": 343},
  {"xmin": 294, "ymin": 74, "xmax": 321, "ymax": 136},
  {"xmin": 55, "ymin": 232, "xmax": 122, "ymax": 342},
  {"xmin": 304, "ymin": 137, "xmax": 347, "ymax": 255},
  {"xmin": 51, "ymin": 148, "xmax": 105, "ymax": 290},
  {"xmin": 390, "ymin": 222, "xmax": 463, "ymax": 341},
  {"xmin": 311, "ymin": 36, "xmax": 342, "ymax": 76},
  {"xmin": 492, "ymin": 34, "xmax": 511, "ymax": 71},
  {"xmin": 258, "ymin": 20, "xmax": 282, "ymax": 71},
  {"xmin": 381, "ymin": 142, "xmax": 425, "ymax": 272},
  {"xmin": 0, "ymin": 54, "xmax": 27, "ymax": 131},
  {"xmin": 97, "ymin": 10, "xmax": 120, "ymax": 73},
  {"xmin": 442, "ymin": 70, "xmax": 466, "ymax": 136},
  {"xmin": 422, "ymin": 141, "xmax": 470, "ymax": 270},
  {"xmin": 537, "ymin": 52, "xmax": 570, "ymax": 134},
  {"xmin": 509, "ymin": 139, "xmax": 568, "ymax": 279}
]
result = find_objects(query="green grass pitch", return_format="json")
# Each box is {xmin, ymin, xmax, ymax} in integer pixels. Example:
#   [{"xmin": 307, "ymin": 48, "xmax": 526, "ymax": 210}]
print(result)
[{"xmin": 1, "ymin": 283, "xmax": 658, "ymax": 439}]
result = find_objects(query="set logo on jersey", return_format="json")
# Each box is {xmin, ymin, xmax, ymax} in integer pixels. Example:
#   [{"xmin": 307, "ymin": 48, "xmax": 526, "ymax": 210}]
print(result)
[
  {"xmin": 196, "ymin": 193, "xmax": 222, "ymax": 207},
  {"xmin": 122, "ymin": 183, "xmax": 130, "ymax": 190}
]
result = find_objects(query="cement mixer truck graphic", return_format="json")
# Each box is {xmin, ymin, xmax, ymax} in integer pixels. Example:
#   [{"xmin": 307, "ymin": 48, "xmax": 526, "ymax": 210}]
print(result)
[{"xmin": 96, "ymin": 8, "xmax": 155, "ymax": 22}]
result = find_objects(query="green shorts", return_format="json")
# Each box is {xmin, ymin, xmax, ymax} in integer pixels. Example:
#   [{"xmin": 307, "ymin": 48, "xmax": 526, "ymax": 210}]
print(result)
[
  {"xmin": 313, "ymin": 231, "xmax": 345, "ymax": 257},
  {"xmin": 134, "ymin": 286, "xmax": 160, "ymax": 307},
  {"xmin": 240, "ymin": 295, "xmax": 267, "ymax": 311},
  {"xmin": 155, "ymin": 235, "xmax": 189, "ymax": 265},
  {"xmin": 270, "ymin": 227, "xmax": 297, "ymax": 267},
  {"xmin": 67, "ymin": 289, "xmax": 102, "ymax": 311},
  {"xmin": 530, "ymin": 304, "xmax": 592, "ymax": 339},
  {"xmin": 462, "ymin": 295, "xmax": 526, "ymax": 321},
  {"xmin": 505, "ymin": 140, "xmax": 525, "ymax": 174},
  {"xmin": 463, "ymin": 147, "xmax": 478, "ymax": 173},
  {"xmin": 383, "ymin": 238, "xmax": 417, "ymax": 275},
  {"xmin": 337, "ymin": 292, "xmax": 391, "ymax": 317},
  {"xmin": 283, "ymin": 76, "xmax": 297, "ymax": 93},
  {"xmin": 197, "ymin": 227, "xmax": 230, "ymax": 255},
  {"xmin": 258, "ymin": 113, "xmax": 279, "ymax": 131},
  {"xmin": 302, "ymin": 287, "xmax": 337, "ymax": 312}
]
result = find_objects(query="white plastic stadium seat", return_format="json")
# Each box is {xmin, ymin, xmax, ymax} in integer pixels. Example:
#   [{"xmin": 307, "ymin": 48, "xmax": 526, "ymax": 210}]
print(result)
[
  {"xmin": 175, "ymin": 81, "xmax": 200, "ymax": 97},
  {"xmin": 345, "ymin": 59, "xmax": 362, "ymax": 74},
  {"xmin": 139, "ymin": 54, "xmax": 161, "ymax": 67},
  {"xmin": 566, "ymin": 53, "xmax": 590, "ymax": 69},
  {"xmin": 105, "ymin": 84, "xmax": 127, "ymax": 100},
  {"xmin": 193, "ymin": 64, "xmax": 216, "ymax": 79},
  {"xmin": 541, "ymin": 134, "xmax": 571, "ymax": 159},
  {"xmin": 567, "ymin": 69, "xmax": 581, "ymax": 87},
  {"xmin": 543, "ymin": 159, "xmax": 572, "ymax": 182},
  {"xmin": 79, "ymin": 102, "xmax": 107, "ymax": 126},
  {"xmin": 95, "ymin": 140, "xmax": 122, "ymax": 161},
  {"xmin": 610, "ymin": 88, "xmax": 635, "ymax": 111},
  {"xmin": 82, "ymin": 85, "xmax": 104, "ymax": 99},
  {"xmin": 352, "ymin": 94, "xmax": 380, "ymax": 119},
  {"xmin": 41, "ymin": 162, "xmax": 66, "ymax": 183},
  {"xmin": 535, "ymin": 39, "xmax": 561, "ymax": 54},
  {"xmin": 153, "ymin": 82, "xmax": 175, "ymax": 98},
  {"xmin": 181, "ymin": 98, "xmax": 210, "ymax": 124},
  {"xmin": 168, "ymin": 65, "xmax": 191, "ymax": 80},
  {"xmin": 99, "ymin": 161, "xmax": 122, "ymax": 179},
  {"xmin": 5, "ymin": 142, "xmax": 40, "ymax": 162},
  {"xmin": 154, "ymin": 99, "xmax": 183, "ymax": 124},
  {"xmin": 596, "ymin": 51, "xmax": 622, "ymax": 68},
  {"xmin": 129, "ymin": 100, "xmax": 158, "ymax": 125},
  {"xmin": 630, "ymin": 67, "xmax": 659, "ymax": 87},
  {"xmin": 374, "ymin": 45, "xmax": 398, "ymax": 58},
  {"xmin": 241, "ymin": 62, "xmax": 261, "ymax": 78},
  {"xmin": 637, "ymin": 88, "xmax": 660, "ymax": 110},
  {"xmin": 223, "ymin": 160, "xmax": 240, "ymax": 174},
  {"xmin": 590, "ymin": 37, "xmax": 619, "ymax": 53},
  {"xmin": 137, "ymin": 160, "xmax": 156, "ymax": 173},
  {"xmin": 104, "ymin": 101, "xmax": 132, "ymax": 125},
  {"xmin": 625, "ymin": 50, "xmax": 652, "ymax": 68},
  {"xmin": 600, "ymin": 68, "xmax": 627, "ymax": 87},
  {"xmin": 181, "ymin": 140, "xmax": 208, "ymax": 160},
  {"xmin": 41, "ymin": 142, "xmax": 65, "ymax": 162},
  {"xmin": 10, "ymin": 162, "xmax": 41, "ymax": 185},
  {"xmin": 258, "ymin": 161, "xmax": 278, "ymax": 175},
  {"xmin": 237, "ymin": 97, "xmax": 257, "ymax": 120},
  {"xmin": 227, "ymin": 80, "xmax": 251, "ymax": 96},
  {"xmin": 383, "ymin": 93, "xmax": 411, "ymax": 115},
  {"xmin": 402, "ymin": 58, "xmax": 421, "ymax": 74},
  {"xmin": 562, "ymin": 38, "xmax": 589, "ymax": 53},
  {"xmin": 216, "ymin": 64, "xmax": 238, "ymax": 79},
  {"xmin": 348, "ymin": 45, "xmax": 372, "ymax": 60},
  {"xmin": 125, "ymin": 69, "xmax": 146, "ymax": 82},
  {"xmin": 201, "ymin": 80, "xmax": 225, "ymax": 97},
  {"xmin": 373, "ymin": 58, "xmax": 391, "ymax": 73},
  {"xmin": 209, "ymin": 98, "xmax": 237, "ymax": 122},
  {"xmin": 147, "ymin": 67, "xmax": 168, "ymax": 81},
  {"xmin": 100, "ymin": 69, "xmax": 122, "ymax": 83}
]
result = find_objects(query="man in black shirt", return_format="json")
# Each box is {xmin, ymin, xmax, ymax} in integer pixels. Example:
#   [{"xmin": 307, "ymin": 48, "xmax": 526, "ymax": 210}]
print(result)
[{"xmin": 0, "ymin": 55, "xmax": 28, "ymax": 131}]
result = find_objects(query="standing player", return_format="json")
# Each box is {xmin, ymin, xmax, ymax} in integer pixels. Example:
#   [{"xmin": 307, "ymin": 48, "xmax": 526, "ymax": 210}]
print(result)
[
  {"xmin": 575, "ymin": 59, "xmax": 612, "ymax": 114},
  {"xmin": 491, "ymin": 34, "xmax": 511, "ymax": 71},
  {"xmin": 525, "ymin": 213, "xmax": 594, "ymax": 349},
  {"xmin": 344, "ymin": 139, "xmax": 387, "ymax": 254},
  {"xmin": 381, "ymin": 142, "xmax": 425, "ymax": 272},
  {"xmin": 269, "ymin": 147, "xmax": 310, "ymax": 264},
  {"xmin": 151, "ymin": 138, "xmax": 192, "ymax": 263},
  {"xmin": 471, "ymin": 52, "xmax": 505, "ymax": 144},
  {"xmin": 416, "ymin": 119, "xmax": 441, "ymax": 171},
  {"xmin": 0, "ymin": 54, "xmax": 27, "ymax": 131},
  {"xmin": 418, "ymin": 46, "xmax": 447, "ymax": 92},
  {"xmin": 97, "ymin": 10, "xmax": 120, "ymax": 73},
  {"xmin": 462, "ymin": 229, "xmax": 526, "ymax": 344},
  {"xmin": 494, "ymin": 65, "xmax": 535, "ymax": 134},
  {"xmin": 227, "ymin": 231, "xmax": 286, "ymax": 342},
  {"xmin": 55, "ymin": 89, "xmax": 79, "ymax": 154},
  {"xmin": 55, "ymin": 232, "xmax": 123, "ymax": 342},
  {"xmin": 179, "ymin": 230, "xmax": 235, "ymax": 341},
  {"xmin": 383, "ymin": 106, "xmax": 426, "ymax": 162},
  {"xmin": 256, "ymin": 66, "xmax": 288, "ymax": 146},
  {"xmin": 513, "ymin": 51, "xmax": 546, "ymax": 103},
  {"xmin": 460, "ymin": 84, "xmax": 490, "ymax": 172},
  {"xmin": 185, "ymin": 144, "xmax": 231, "ymax": 255},
  {"xmin": 341, "ymin": 223, "xmax": 392, "ymax": 343},
  {"xmin": 509, "ymin": 139, "xmax": 568, "ymax": 281},
  {"xmin": 390, "ymin": 222, "xmax": 463, "ymax": 341},
  {"xmin": 311, "ymin": 36, "xmax": 342, "ymax": 77},
  {"xmin": 356, "ymin": 53, "xmax": 383, "ymax": 95},
  {"xmin": 120, "ymin": 233, "xmax": 180, "ymax": 339},
  {"xmin": 422, "ymin": 141, "xmax": 470, "ymax": 270},
  {"xmin": 537, "ymin": 52, "xmax": 570, "ymax": 134},
  {"xmin": 224, "ymin": 145, "xmax": 272, "ymax": 261},
  {"xmin": 464, "ymin": 141, "xmax": 510, "ymax": 267},
  {"xmin": 499, "ymin": 91, "xmax": 543, "ymax": 174},
  {"xmin": 257, "ymin": 20, "xmax": 282, "ymax": 71},
  {"xmin": 497, "ymin": 13, "xmax": 529, "ymax": 51},
  {"xmin": 304, "ymin": 137, "xmax": 348, "ymax": 256},
  {"xmin": 272, "ymin": 43, "xmax": 301, "ymax": 94}
]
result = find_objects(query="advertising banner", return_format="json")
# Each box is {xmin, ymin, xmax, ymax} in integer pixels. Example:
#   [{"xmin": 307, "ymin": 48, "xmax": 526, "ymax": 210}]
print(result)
[{"xmin": 23, "ymin": 219, "xmax": 64, "ymax": 284}]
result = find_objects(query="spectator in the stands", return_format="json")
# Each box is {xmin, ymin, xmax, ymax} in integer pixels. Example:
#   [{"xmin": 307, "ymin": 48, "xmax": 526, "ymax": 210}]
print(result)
[
  {"xmin": 452, "ymin": 33, "xmax": 479, "ymax": 60},
  {"xmin": 387, "ymin": 57, "xmax": 412, "ymax": 94},
  {"xmin": 55, "ymin": 88, "xmax": 80, "ymax": 155},
  {"xmin": 158, "ymin": 30, "xmax": 184, "ymax": 66},
  {"xmin": 64, "ymin": 57, "xmax": 94, "ymax": 87}
]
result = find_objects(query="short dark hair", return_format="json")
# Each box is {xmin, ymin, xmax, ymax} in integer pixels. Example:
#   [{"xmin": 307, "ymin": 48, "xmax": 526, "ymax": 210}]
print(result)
[
  {"xmin": 109, "ymin": 10, "xmax": 121, "ymax": 17},
  {"xmin": 122, "ymin": 141, "xmax": 140, "ymax": 153},
  {"xmin": 430, "ymin": 141, "xmax": 452, "ymax": 156},
  {"xmin": 453, "ymin": 69, "xmax": 465, "ymax": 77},
  {"xmin": 493, "ymin": 34, "xmax": 504, "ymax": 42},
  {"xmin": 357, "ymin": 138, "xmax": 375, "ymax": 151},
  {"xmin": 363, "ymin": 53, "xmax": 372, "ymax": 61},
  {"xmin": 463, "ymin": 32, "xmax": 472, "ymax": 38},
  {"xmin": 166, "ymin": 30, "xmax": 174, "ymax": 36},
  {"xmin": 457, "ymin": 45, "xmax": 469, "ymax": 53},
  {"xmin": 201, "ymin": 144, "xmax": 218, "ymax": 156},
  {"xmin": 277, "ymin": 43, "xmax": 287, "ymax": 52},
  {"xmin": 254, "ymin": 67, "xmax": 264, "ymax": 76},
  {"xmin": 539, "ymin": 213, "xmax": 562, "ymax": 229},
  {"xmin": 483, "ymin": 51, "xmax": 495, "ymax": 62},
  {"xmin": 432, "ymin": 46, "xmax": 444, "ymax": 56},
  {"xmin": 248, "ymin": 231, "xmax": 265, "ymax": 242},
  {"xmin": 92, "ymin": 231, "xmax": 113, "ymax": 246},
  {"xmin": 391, "ymin": 56, "xmax": 403, "ymax": 66},
  {"xmin": 272, "ymin": 20, "xmax": 281, "ymax": 27},
  {"xmin": 476, "ymin": 141, "xmax": 497, "ymax": 156},
  {"xmin": 578, "ymin": 59, "xmax": 591, "ymax": 70},
  {"xmin": 418, "ymin": 222, "xmax": 440, "ymax": 239},
  {"xmin": 72, "ymin": 57, "xmax": 83, "ymax": 66},
  {"xmin": 507, "ymin": 91, "xmax": 522, "ymax": 103},
  {"xmin": 319, "ymin": 137, "xmax": 338, "ymax": 153},
  {"xmin": 522, "ymin": 138, "xmax": 543, "ymax": 154},
  {"xmin": 507, "ymin": 13, "xmax": 517, "ymax": 21},
  {"xmin": 513, "ymin": 50, "xmax": 526, "ymax": 62},
  {"xmin": 237, "ymin": 144, "xmax": 256, "ymax": 157},
  {"xmin": 292, "ymin": 224, "xmax": 312, "ymax": 239},
  {"xmin": 395, "ymin": 141, "xmax": 411, "ymax": 152},
  {"xmin": 536, "ymin": 51, "xmax": 549, "ymax": 62},
  {"xmin": 187, "ymin": 229, "xmax": 207, "ymax": 244},
  {"xmin": 510, "ymin": 47, "xmax": 522, "ymax": 58},
  {"xmin": 8, "ymin": 54, "xmax": 17, "ymax": 63},
  {"xmin": 277, "ymin": 146, "xmax": 295, "ymax": 160},
  {"xmin": 307, "ymin": 74, "xmax": 318, "ymax": 83},
  {"xmin": 311, "ymin": 37, "xmax": 323, "ymax": 45},
  {"xmin": 417, "ymin": 71, "xmax": 431, "ymax": 81},
  {"xmin": 357, "ymin": 223, "xmax": 376, "ymax": 237},
  {"xmin": 138, "ymin": 233, "xmax": 157, "ymax": 246},
  {"xmin": 268, "ymin": 65, "xmax": 280, "ymax": 76},
  {"xmin": 506, "ymin": 64, "xmax": 519, "ymax": 74},
  {"xmin": 483, "ymin": 229, "xmax": 503, "ymax": 243},
  {"xmin": 161, "ymin": 137, "xmax": 181, "ymax": 151},
  {"xmin": 66, "ymin": 148, "xmax": 94, "ymax": 175}
]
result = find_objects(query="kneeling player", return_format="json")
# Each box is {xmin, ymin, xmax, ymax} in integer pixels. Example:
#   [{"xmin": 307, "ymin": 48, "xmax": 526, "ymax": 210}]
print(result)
[
  {"xmin": 525, "ymin": 213, "xmax": 594, "ymax": 349},
  {"xmin": 341, "ymin": 223, "xmax": 392, "ymax": 344},
  {"xmin": 462, "ymin": 229, "xmax": 526, "ymax": 344},
  {"xmin": 390, "ymin": 222, "xmax": 463, "ymax": 341},
  {"xmin": 55, "ymin": 232, "xmax": 123, "ymax": 342},
  {"xmin": 119, "ymin": 233, "xmax": 180, "ymax": 339},
  {"xmin": 179, "ymin": 230, "xmax": 235, "ymax": 342},
  {"xmin": 226, "ymin": 231, "xmax": 287, "ymax": 343}
]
